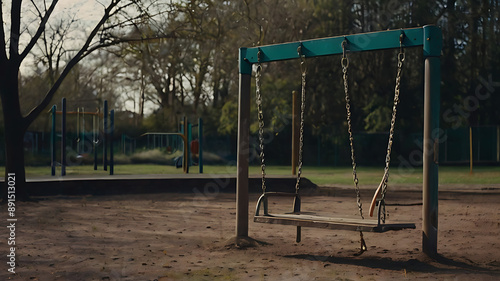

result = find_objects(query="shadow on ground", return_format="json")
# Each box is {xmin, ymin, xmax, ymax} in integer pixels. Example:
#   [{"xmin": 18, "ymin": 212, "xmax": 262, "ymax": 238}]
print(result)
[{"xmin": 283, "ymin": 253, "xmax": 498, "ymax": 275}]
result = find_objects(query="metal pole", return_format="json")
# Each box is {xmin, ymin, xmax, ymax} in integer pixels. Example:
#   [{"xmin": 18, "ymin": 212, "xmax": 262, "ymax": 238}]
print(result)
[
  {"xmin": 236, "ymin": 73, "xmax": 251, "ymax": 238},
  {"xmin": 61, "ymin": 98, "xmax": 66, "ymax": 176},
  {"xmin": 291, "ymin": 90, "xmax": 299, "ymax": 175},
  {"xmin": 497, "ymin": 126, "xmax": 499, "ymax": 162},
  {"xmin": 77, "ymin": 108, "xmax": 80, "ymax": 155},
  {"xmin": 444, "ymin": 129, "xmax": 448, "ymax": 163},
  {"xmin": 110, "ymin": 109, "xmax": 114, "ymax": 175},
  {"xmin": 477, "ymin": 128, "xmax": 481, "ymax": 161},
  {"xmin": 82, "ymin": 107, "xmax": 85, "ymax": 154},
  {"xmin": 51, "ymin": 105, "xmax": 56, "ymax": 176},
  {"xmin": 469, "ymin": 126, "xmax": 473, "ymax": 174},
  {"xmin": 188, "ymin": 122, "xmax": 192, "ymax": 167},
  {"xmin": 103, "ymin": 100, "xmax": 108, "ymax": 171},
  {"xmin": 93, "ymin": 109, "xmax": 98, "ymax": 170},
  {"xmin": 198, "ymin": 118, "xmax": 203, "ymax": 174},
  {"xmin": 183, "ymin": 116, "xmax": 189, "ymax": 173},
  {"xmin": 317, "ymin": 137, "xmax": 321, "ymax": 166},
  {"xmin": 422, "ymin": 25, "xmax": 442, "ymax": 257}
]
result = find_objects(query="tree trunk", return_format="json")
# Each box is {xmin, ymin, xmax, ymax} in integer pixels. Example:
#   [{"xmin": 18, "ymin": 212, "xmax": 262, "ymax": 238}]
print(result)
[
  {"xmin": 2, "ymin": 122, "xmax": 28, "ymax": 201},
  {"xmin": 0, "ymin": 64, "xmax": 29, "ymax": 202}
]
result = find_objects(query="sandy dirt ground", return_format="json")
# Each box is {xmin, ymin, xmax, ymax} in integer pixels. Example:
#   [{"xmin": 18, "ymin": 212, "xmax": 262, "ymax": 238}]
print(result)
[{"xmin": 2, "ymin": 185, "xmax": 500, "ymax": 281}]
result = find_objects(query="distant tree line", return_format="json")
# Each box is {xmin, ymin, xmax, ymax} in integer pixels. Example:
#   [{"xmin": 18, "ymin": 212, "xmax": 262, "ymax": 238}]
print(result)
[
  {"xmin": 12, "ymin": 1, "xmax": 499, "ymax": 141},
  {"xmin": 2, "ymin": 0, "xmax": 499, "ymax": 200}
]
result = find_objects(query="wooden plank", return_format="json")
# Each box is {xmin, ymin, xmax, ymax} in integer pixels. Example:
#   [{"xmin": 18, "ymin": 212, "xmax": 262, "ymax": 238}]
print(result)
[{"xmin": 254, "ymin": 213, "xmax": 415, "ymax": 233}]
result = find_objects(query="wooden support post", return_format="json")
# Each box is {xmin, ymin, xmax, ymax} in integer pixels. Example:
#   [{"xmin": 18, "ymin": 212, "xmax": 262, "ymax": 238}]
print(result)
[
  {"xmin": 291, "ymin": 91, "xmax": 299, "ymax": 175},
  {"xmin": 236, "ymin": 73, "xmax": 251, "ymax": 238},
  {"xmin": 422, "ymin": 25, "xmax": 441, "ymax": 257}
]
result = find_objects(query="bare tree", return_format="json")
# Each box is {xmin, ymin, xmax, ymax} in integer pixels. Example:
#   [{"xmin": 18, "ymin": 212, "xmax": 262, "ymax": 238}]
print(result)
[{"xmin": 0, "ymin": 0, "xmax": 164, "ymax": 201}]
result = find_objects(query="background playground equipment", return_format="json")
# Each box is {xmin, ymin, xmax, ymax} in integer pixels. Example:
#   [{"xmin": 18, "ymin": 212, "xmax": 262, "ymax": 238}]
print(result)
[
  {"xmin": 236, "ymin": 26, "xmax": 442, "ymax": 256},
  {"xmin": 121, "ymin": 117, "xmax": 203, "ymax": 174},
  {"xmin": 181, "ymin": 117, "xmax": 203, "ymax": 172},
  {"xmin": 50, "ymin": 98, "xmax": 116, "ymax": 176}
]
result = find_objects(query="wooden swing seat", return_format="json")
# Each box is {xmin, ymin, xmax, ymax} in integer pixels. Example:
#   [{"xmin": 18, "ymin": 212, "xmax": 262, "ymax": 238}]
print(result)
[
  {"xmin": 254, "ymin": 192, "xmax": 415, "ymax": 233},
  {"xmin": 254, "ymin": 213, "xmax": 415, "ymax": 232}
]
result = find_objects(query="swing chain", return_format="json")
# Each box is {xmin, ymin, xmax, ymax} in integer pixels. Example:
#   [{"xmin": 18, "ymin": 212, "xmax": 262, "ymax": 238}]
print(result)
[
  {"xmin": 256, "ymin": 50, "xmax": 267, "ymax": 194},
  {"xmin": 380, "ymin": 34, "xmax": 405, "ymax": 207},
  {"xmin": 342, "ymin": 39, "xmax": 367, "ymax": 255},
  {"xmin": 295, "ymin": 46, "xmax": 307, "ymax": 194},
  {"xmin": 342, "ymin": 40, "xmax": 364, "ymax": 219}
]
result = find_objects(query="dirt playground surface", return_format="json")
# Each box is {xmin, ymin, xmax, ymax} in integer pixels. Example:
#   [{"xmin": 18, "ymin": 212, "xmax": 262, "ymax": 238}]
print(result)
[{"xmin": 2, "ymin": 185, "xmax": 500, "ymax": 280}]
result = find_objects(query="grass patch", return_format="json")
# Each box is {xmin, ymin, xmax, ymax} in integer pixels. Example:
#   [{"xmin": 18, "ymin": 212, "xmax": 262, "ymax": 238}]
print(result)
[{"xmin": 14, "ymin": 164, "xmax": 500, "ymax": 186}]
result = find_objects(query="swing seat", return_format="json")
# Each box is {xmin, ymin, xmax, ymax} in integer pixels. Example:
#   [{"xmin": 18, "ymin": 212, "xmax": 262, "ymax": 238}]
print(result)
[{"xmin": 254, "ymin": 192, "xmax": 415, "ymax": 233}]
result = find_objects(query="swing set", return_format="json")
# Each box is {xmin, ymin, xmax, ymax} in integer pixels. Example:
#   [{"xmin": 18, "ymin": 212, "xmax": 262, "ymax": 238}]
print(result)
[
  {"xmin": 49, "ymin": 98, "xmax": 116, "ymax": 176},
  {"xmin": 236, "ymin": 26, "xmax": 442, "ymax": 256}
]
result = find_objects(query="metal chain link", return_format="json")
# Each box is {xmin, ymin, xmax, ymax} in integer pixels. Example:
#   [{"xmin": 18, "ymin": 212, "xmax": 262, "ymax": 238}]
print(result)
[
  {"xmin": 255, "ymin": 51, "xmax": 267, "ymax": 194},
  {"xmin": 379, "ymin": 38, "xmax": 405, "ymax": 212},
  {"xmin": 342, "ymin": 40, "xmax": 364, "ymax": 220},
  {"xmin": 342, "ymin": 40, "xmax": 367, "ymax": 254},
  {"xmin": 295, "ymin": 47, "xmax": 306, "ymax": 194}
]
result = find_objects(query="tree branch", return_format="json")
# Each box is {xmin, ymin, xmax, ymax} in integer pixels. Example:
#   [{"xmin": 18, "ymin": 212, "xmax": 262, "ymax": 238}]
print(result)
[
  {"xmin": 24, "ymin": 0, "xmax": 121, "ymax": 126},
  {"xmin": 19, "ymin": 0, "xmax": 59, "ymax": 62},
  {"xmin": 23, "ymin": 0, "xmax": 178, "ymax": 126},
  {"xmin": 0, "ymin": 1, "xmax": 7, "ymax": 61},
  {"xmin": 9, "ymin": 0, "xmax": 22, "ymax": 60}
]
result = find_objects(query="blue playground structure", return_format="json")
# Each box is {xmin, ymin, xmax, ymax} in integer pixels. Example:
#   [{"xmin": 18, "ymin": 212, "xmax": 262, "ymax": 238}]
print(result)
[
  {"xmin": 121, "ymin": 117, "xmax": 204, "ymax": 174},
  {"xmin": 49, "ymin": 98, "xmax": 115, "ymax": 176}
]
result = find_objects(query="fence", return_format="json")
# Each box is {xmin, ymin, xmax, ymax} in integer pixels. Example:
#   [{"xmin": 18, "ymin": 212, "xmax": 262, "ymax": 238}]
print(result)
[{"xmin": 10, "ymin": 125, "xmax": 500, "ymax": 168}]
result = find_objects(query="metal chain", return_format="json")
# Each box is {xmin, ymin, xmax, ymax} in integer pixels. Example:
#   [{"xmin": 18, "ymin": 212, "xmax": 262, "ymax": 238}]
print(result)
[
  {"xmin": 255, "ymin": 51, "xmax": 267, "ymax": 194},
  {"xmin": 342, "ymin": 40, "xmax": 366, "ymax": 255},
  {"xmin": 379, "ymin": 37, "xmax": 405, "ymax": 209},
  {"xmin": 342, "ymin": 40, "xmax": 364, "ymax": 220},
  {"xmin": 295, "ymin": 46, "xmax": 306, "ymax": 194}
]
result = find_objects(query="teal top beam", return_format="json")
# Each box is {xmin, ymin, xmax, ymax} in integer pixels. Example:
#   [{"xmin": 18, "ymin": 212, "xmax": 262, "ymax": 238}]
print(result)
[
  {"xmin": 423, "ymin": 26, "xmax": 443, "ymax": 57},
  {"xmin": 240, "ymin": 26, "xmax": 441, "ymax": 74}
]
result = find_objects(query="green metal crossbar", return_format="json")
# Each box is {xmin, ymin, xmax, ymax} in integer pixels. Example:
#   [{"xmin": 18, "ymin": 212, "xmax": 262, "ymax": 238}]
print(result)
[{"xmin": 239, "ymin": 26, "xmax": 442, "ymax": 74}]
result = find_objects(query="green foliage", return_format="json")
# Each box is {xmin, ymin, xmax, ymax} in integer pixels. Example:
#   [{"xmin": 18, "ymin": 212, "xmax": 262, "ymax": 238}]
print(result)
[
  {"xmin": 19, "ymin": 0, "xmax": 500, "ymax": 153},
  {"xmin": 142, "ymin": 107, "xmax": 181, "ymax": 132},
  {"xmin": 363, "ymin": 98, "xmax": 393, "ymax": 132},
  {"xmin": 218, "ymin": 100, "xmax": 238, "ymax": 135}
]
